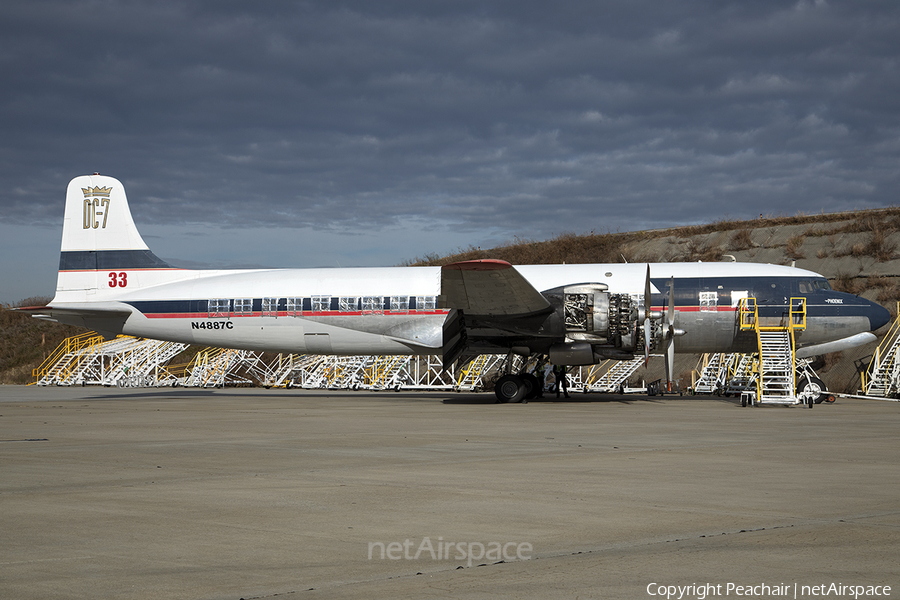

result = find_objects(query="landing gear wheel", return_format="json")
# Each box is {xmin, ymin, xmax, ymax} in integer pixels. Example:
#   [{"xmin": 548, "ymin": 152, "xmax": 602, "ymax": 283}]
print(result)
[
  {"xmin": 495, "ymin": 375, "xmax": 527, "ymax": 403},
  {"xmin": 522, "ymin": 373, "xmax": 540, "ymax": 400},
  {"xmin": 798, "ymin": 376, "xmax": 828, "ymax": 405}
]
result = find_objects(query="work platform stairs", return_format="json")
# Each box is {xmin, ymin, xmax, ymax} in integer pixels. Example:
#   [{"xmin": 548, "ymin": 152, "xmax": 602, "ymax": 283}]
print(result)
[
  {"xmin": 456, "ymin": 354, "xmax": 508, "ymax": 391},
  {"xmin": 33, "ymin": 334, "xmax": 188, "ymax": 387},
  {"xmin": 181, "ymin": 348, "xmax": 258, "ymax": 388},
  {"xmin": 738, "ymin": 297, "xmax": 807, "ymax": 406},
  {"xmin": 693, "ymin": 353, "xmax": 731, "ymax": 394},
  {"xmin": 366, "ymin": 355, "xmax": 410, "ymax": 390},
  {"xmin": 583, "ymin": 356, "xmax": 646, "ymax": 393},
  {"xmin": 862, "ymin": 302, "xmax": 900, "ymax": 398},
  {"xmin": 756, "ymin": 330, "xmax": 796, "ymax": 403}
]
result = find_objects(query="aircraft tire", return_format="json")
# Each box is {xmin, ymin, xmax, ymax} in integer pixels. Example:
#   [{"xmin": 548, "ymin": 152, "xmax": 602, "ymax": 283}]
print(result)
[
  {"xmin": 798, "ymin": 376, "xmax": 828, "ymax": 405},
  {"xmin": 495, "ymin": 375, "xmax": 526, "ymax": 403},
  {"xmin": 522, "ymin": 373, "xmax": 540, "ymax": 400}
]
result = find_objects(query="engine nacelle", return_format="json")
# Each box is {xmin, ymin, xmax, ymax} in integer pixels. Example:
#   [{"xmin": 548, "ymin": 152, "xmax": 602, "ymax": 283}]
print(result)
[
  {"xmin": 543, "ymin": 283, "xmax": 656, "ymax": 363},
  {"xmin": 561, "ymin": 284, "xmax": 609, "ymax": 337},
  {"xmin": 549, "ymin": 342, "xmax": 597, "ymax": 366}
]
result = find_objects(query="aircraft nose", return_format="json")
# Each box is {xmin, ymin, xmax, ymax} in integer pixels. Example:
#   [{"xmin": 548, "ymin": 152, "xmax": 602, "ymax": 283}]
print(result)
[{"xmin": 868, "ymin": 301, "xmax": 892, "ymax": 332}]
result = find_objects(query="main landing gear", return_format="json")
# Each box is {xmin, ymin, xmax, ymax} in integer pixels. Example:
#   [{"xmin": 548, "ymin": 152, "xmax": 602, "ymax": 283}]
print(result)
[{"xmin": 494, "ymin": 373, "xmax": 541, "ymax": 403}]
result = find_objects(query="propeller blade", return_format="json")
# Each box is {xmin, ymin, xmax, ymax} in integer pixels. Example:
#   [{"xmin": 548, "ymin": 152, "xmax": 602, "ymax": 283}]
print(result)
[
  {"xmin": 644, "ymin": 319, "xmax": 651, "ymax": 365},
  {"xmin": 667, "ymin": 276, "xmax": 675, "ymax": 326},
  {"xmin": 645, "ymin": 265, "xmax": 652, "ymax": 314},
  {"xmin": 666, "ymin": 337, "xmax": 675, "ymax": 393},
  {"xmin": 644, "ymin": 265, "xmax": 652, "ymax": 364},
  {"xmin": 666, "ymin": 276, "xmax": 675, "ymax": 386}
]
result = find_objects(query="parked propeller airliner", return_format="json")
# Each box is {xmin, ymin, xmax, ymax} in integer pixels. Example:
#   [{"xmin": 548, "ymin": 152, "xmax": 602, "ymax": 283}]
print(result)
[{"xmin": 20, "ymin": 175, "xmax": 891, "ymax": 402}]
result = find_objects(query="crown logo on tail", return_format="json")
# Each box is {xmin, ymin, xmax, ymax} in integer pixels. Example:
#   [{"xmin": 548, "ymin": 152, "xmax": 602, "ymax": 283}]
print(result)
[{"xmin": 82, "ymin": 186, "xmax": 112, "ymax": 198}]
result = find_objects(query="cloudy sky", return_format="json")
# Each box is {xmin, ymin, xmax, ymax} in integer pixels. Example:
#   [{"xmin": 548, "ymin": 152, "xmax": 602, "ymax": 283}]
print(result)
[{"xmin": 1, "ymin": 0, "xmax": 898, "ymax": 303}]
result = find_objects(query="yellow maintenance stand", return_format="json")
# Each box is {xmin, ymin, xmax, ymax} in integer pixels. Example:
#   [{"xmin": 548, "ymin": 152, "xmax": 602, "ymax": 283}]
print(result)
[{"xmin": 739, "ymin": 297, "xmax": 810, "ymax": 407}]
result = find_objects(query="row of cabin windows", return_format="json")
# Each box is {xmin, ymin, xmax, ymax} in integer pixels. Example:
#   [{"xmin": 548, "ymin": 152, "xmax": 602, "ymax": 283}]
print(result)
[{"xmin": 207, "ymin": 296, "xmax": 439, "ymax": 318}]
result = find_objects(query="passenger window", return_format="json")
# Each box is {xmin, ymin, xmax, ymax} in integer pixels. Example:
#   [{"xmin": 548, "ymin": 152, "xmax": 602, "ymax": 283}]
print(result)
[
  {"xmin": 286, "ymin": 297, "xmax": 303, "ymax": 316},
  {"xmin": 233, "ymin": 298, "xmax": 253, "ymax": 315},
  {"xmin": 339, "ymin": 297, "xmax": 359, "ymax": 312},
  {"xmin": 262, "ymin": 297, "xmax": 279, "ymax": 317},
  {"xmin": 362, "ymin": 296, "xmax": 382, "ymax": 314},
  {"xmin": 312, "ymin": 296, "xmax": 331, "ymax": 313},
  {"xmin": 208, "ymin": 298, "xmax": 230, "ymax": 318},
  {"xmin": 391, "ymin": 296, "xmax": 409, "ymax": 313}
]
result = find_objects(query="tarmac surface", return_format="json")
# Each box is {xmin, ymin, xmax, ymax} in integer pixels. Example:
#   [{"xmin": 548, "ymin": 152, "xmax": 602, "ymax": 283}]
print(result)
[{"xmin": 1, "ymin": 385, "xmax": 898, "ymax": 600}]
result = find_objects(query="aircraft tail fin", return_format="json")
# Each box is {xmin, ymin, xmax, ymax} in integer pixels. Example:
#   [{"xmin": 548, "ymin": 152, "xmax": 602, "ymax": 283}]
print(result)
[{"xmin": 55, "ymin": 174, "xmax": 175, "ymax": 302}]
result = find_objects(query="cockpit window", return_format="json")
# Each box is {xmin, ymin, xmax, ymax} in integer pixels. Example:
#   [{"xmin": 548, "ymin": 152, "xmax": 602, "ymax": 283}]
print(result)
[{"xmin": 797, "ymin": 279, "xmax": 832, "ymax": 293}]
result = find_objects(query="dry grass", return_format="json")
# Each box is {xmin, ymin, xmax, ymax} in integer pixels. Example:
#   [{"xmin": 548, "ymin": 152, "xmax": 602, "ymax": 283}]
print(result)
[
  {"xmin": 832, "ymin": 272, "xmax": 866, "ymax": 295},
  {"xmin": 867, "ymin": 274, "xmax": 891, "ymax": 289},
  {"xmin": 877, "ymin": 286, "xmax": 900, "ymax": 304},
  {"xmin": 728, "ymin": 229, "xmax": 754, "ymax": 251},
  {"xmin": 0, "ymin": 299, "xmax": 83, "ymax": 385},
  {"xmin": 867, "ymin": 228, "xmax": 898, "ymax": 262},
  {"xmin": 677, "ymin": 240, "xmax": 724, "ymax": 263},
  {"xmin": 406, "ymin": 229, "xmax": 664, "ymax": 266},
  {"xmin": 835, "ymin": 227, "xmax": 899, "ymax": 262},
  {"xmin": 407, "ymin": 206, "xmax": 900, "ymax": 267},
  {"xmin": 785, "ymin": 235, "xmax": 805, "ymax": 260}
]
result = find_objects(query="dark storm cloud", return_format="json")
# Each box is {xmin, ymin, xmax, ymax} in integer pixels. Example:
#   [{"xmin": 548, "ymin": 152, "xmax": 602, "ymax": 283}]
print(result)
[{"xmin": 1, "ymin": 0, "xmax": 899, "ymax": 244}]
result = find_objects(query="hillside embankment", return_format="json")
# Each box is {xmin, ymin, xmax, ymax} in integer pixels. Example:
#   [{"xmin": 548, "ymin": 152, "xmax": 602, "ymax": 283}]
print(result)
[{"xmin": 4, "ymin": 207, "xmax": 900, "ymax": 391}]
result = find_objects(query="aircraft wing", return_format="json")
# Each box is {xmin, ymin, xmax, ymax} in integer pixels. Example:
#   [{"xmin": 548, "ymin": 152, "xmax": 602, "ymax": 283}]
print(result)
[
  {"xmin": 439, "ymin": 259, "xmax": 551, "ymax": 316},
  {"xmin": 439, "ymin": 260, "xmax": 555, "ymax": 368}
]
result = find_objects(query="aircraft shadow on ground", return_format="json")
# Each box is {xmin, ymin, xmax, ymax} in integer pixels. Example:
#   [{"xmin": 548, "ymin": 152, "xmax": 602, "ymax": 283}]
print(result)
[
  {"xmin": 78, "ymin": 388, "xmax": 738, "ymax": 406},
  {"xmin": 441, "ymin": 393, "xmax": 672, "ymax": 405}
]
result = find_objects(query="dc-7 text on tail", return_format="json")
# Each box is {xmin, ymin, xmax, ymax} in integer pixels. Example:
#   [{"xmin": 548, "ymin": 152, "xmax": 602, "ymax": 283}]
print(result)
[{"xmin": 20, "ymin": 175, "xmax": 890, "ymax": 401}]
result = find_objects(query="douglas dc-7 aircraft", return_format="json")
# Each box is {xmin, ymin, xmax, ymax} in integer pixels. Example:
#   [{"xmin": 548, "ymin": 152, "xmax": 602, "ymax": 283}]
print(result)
[{"xmin": 19, "ymin": 174, "xmax": 891, "ymax": 402}]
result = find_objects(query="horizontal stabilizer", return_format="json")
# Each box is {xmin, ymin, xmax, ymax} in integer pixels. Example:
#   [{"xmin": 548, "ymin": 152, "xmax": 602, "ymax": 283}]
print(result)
[{"xmin": 15, "ymin": 303, "xmax": 133, "ymax": 340}]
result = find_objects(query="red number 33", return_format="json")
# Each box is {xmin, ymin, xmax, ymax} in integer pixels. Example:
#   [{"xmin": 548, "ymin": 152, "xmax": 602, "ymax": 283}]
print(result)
[{"xmin": 108, "ymin": 272, "xmax": 128, "ymax": 288}]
